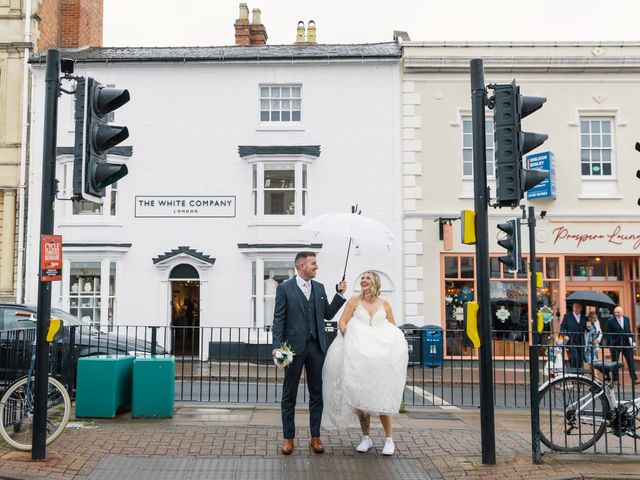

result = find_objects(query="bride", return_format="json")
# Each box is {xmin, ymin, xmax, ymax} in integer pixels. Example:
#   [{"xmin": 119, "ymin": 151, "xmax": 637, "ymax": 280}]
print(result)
[{"xmin": 322, "ymin": 271, "xmax": 408, "ymax": 455}]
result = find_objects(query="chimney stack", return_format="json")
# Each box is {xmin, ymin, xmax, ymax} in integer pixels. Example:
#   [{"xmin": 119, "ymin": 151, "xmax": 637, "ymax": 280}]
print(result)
[
  {"xmin": 295, "ymin": 21, "xmax": 306, "ymax": 44},
  {"xmin": 234, "ymin": 3, "xmax": 251, "ymax": 46},
  {"xmin": 249, "ymin": 8, "xmax": 268, "ymax": 45},
  {"xmin": 306, "ymin": 20, "xmax": 316, "ymax": 44},
  {"xmin": 294, "ymin": 20, "xmax": 317, "ymax": 45}
]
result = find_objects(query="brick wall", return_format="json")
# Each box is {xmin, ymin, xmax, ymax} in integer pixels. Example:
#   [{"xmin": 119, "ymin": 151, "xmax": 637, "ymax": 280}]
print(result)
[{"xmin": 38, "ymin": 0, "xmax": 103, "ymax": 52}]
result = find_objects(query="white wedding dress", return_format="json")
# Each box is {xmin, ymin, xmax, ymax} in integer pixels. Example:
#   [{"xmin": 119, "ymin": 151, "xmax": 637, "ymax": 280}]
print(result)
[{"xmin": 322, "ymin": 301, "xmax": 408, "ymax": 430}]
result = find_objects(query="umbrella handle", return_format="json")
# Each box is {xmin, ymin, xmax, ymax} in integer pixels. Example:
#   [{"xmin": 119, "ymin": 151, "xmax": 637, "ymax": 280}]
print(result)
[{"xmin": 336, "ymin": 238, "xmax": 352, "ymax": 293}]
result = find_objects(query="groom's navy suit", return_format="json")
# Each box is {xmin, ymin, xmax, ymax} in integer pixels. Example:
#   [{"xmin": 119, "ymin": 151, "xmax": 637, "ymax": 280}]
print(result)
[
  {"xmin": 272, "ymin": 276, "xmax": 346, "ymax": 439},
  {"xmin": 605, "ymin": 315, "xmax": 637, "ymax": 382}
]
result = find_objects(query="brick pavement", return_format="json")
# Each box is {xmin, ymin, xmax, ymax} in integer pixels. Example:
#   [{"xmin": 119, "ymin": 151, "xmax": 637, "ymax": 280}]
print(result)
[{"xmin": 0, "ymin": 406, "xmax": 639, "ymax": 480}]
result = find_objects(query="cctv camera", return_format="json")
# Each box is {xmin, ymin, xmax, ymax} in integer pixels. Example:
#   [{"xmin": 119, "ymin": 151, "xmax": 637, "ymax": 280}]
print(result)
[{"xmin": 540, "ymin": 210, "xmax": 547, "ymax": 219}]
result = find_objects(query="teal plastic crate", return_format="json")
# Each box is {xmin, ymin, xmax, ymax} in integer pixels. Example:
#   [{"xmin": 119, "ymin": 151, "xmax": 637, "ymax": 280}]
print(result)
[
  {"xmin": 75, "ymin": 355, "xmax": 134, "ymax": 418},
  {"xmin": 132, "ymin": 355, "xmax": 175, "ymax": 418}
]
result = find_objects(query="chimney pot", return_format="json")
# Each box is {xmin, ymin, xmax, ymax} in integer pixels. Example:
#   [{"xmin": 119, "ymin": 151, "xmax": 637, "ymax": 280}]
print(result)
[
  {"xmin": 239, "ymin": 3, "xmax": 249, "ymax": 19},
  {"xmin": 251, "ymin": 8, "xmax": 262, "ymax": 24}
]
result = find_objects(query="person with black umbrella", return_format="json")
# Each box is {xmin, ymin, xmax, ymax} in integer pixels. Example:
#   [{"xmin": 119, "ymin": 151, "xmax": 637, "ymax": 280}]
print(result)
[
  {"xmin": 560, "ymin": 302, "xmax": 588, "ymax": 369},
  {"xmin": 605, "ymin": 306, "xmax": 638, "ymax": 385}
]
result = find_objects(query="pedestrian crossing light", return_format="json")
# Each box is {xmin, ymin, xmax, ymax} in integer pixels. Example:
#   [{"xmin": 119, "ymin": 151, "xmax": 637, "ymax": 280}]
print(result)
[
  {"xmin": 492, "ymin": 80, "xmax": 549, "ymax": 208},
  {"xmin": 460, "ymin": 210, "xmax": 476, "ymax": 245},
  {"xmin": 73, "ymin": 77, "xmax": 130, "ymax": 203},
  {"xmin": 497, "ymin": 218, "xmax": 521, "ymax": 273}
]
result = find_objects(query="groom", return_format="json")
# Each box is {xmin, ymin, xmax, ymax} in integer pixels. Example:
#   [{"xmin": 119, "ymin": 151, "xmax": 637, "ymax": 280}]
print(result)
[{"xmin": 272, "ymin": 251, "xmax": 346, "ymax": 455}]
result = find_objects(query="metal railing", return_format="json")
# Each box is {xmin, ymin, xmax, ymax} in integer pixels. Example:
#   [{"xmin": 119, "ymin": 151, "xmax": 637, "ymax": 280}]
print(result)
[{"xmin": 1, "ymin": 325, "xmax": 637, "ymax": 413}]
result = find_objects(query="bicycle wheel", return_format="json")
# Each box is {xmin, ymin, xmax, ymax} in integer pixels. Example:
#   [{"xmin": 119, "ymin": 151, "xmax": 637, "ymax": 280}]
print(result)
[
  {"xmin": 0, "ymin": 376, "xmax": 71, "ymax": 451},
  {"xmin": 537, "ymin": 376, "xmax": 608, "ymax": 452}
]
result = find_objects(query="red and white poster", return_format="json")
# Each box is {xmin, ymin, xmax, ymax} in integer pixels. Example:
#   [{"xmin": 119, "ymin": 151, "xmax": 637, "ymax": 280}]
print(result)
[{"xmin": 41, "ymin": 235, "xmax": 62, "ymax": 281}]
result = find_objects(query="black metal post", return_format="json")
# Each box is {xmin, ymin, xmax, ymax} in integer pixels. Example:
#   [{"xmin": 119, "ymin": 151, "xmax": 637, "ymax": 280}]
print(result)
[
  {"xmin": 32, "ymin": 49, "xmax": 60, "ymax": 460},
  {"xmin": 470, "ymin": 58, "xmax": 496, "ymax": 465},
  {"xmin": 527, "ymin": 206, "xmax": 542, "ymax": 464}
]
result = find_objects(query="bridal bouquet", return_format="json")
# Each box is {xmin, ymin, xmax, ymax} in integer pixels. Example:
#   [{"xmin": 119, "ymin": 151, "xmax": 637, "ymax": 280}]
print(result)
[{"xmin": 273, "ymin": 342, "xmax": 295, "ymax": 369}]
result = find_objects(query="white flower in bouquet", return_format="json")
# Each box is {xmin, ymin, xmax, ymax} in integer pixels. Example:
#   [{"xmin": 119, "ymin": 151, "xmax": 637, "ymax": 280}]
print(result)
[{"xmin": 273, "ymin": 342, "xmax": 295, "ymax": 368}]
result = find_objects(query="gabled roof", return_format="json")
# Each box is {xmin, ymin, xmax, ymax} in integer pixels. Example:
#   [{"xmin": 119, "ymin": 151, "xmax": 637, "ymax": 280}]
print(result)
[
  {"xmin": 152, "ymin": 246, "xmax": 216, "ymax": 265},
  {"xmin": 30, "ymin": 43, "xmax": 401, "ymax": 64}
]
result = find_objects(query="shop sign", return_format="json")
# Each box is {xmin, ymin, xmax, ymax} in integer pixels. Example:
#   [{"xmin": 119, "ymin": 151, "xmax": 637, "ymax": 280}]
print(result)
[
  {"xmin": 41, "ymin": 235, "xmax": 62, "ymax": 281},
  {"xmin": 135, "ymin": 196, "xmax": 236, "ymax": 218},
  {"xmin": 553, "ymin": 225, "xmax": 640, "ymax": 250},
  {"xmin": 526, "ymin": 151, "xmax": 556, "ymax": 200}
]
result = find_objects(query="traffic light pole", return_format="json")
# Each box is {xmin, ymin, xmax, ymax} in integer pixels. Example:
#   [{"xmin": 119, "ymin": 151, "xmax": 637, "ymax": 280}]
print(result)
[
  {"xmin": 526, "ymin": 205, "xmax": 542, "ymax": 464},
  {"xmin": 470, "ymin": 58, "xmax": 496, "ymax": 465},
  {"xmin": 32, "ymin": 49, "xmax": 60, "ymax": 460}
]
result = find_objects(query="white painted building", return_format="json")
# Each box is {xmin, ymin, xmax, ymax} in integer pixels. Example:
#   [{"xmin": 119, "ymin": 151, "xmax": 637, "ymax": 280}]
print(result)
[{"xmin": 24, "ymin": 43, "xmax": 403, "ymax": 355}]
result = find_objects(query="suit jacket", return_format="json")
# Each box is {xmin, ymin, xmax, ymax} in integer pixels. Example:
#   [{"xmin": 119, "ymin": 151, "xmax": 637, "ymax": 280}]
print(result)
[
  {"xmin": 560, "ymin": 312, "xmax": 587, "ymax": 345},
  {"xmin": 271, "ymin": 277, "xmax": 346, "ymax": 354},
  {"xmin": 605, "ymin": 315, "xmax": 633, "ymax": 348}
]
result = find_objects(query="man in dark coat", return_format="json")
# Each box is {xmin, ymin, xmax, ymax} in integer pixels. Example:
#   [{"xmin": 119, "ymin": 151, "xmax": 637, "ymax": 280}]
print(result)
[
  {"xmin": 605, "ymin": 306, "xmax": 638, "ymax": 384},
  {"xmin": 560, "ymin": 302, "xmax": 588, "ymax": 369},
  {"xmin": 272, "ymin": 251, "xmax": 346, "ymax": 455}
]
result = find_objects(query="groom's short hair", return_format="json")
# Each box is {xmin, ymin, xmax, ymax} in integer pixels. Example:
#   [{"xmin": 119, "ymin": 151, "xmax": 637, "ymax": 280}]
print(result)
[{"xmin": 295, "ymin": 251, "xmax": 316, "ymax": 266}]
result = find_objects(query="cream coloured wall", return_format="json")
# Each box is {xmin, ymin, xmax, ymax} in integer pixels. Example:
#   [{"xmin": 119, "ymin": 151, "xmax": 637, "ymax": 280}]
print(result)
[{"xmin": 402, "ymin": 42, "xmax": 640, "ymax": 326}]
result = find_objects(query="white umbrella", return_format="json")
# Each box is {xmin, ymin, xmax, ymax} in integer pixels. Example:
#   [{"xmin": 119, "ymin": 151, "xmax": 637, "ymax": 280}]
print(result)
[{"xmin": 300, "ymin": 209, "xmax": 399, "ymax": 281}]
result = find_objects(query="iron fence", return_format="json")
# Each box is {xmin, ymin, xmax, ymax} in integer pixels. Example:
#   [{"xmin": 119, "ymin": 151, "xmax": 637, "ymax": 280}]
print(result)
[{"xmin": 1, "ymin": 325, "xmax": 638, "ymax": 414}]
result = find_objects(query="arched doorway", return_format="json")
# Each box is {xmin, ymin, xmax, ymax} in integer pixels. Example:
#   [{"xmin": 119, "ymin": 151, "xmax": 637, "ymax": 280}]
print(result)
[{"xmin": 170, "ymin": 264, "xmax": 200, "ymax": 356}]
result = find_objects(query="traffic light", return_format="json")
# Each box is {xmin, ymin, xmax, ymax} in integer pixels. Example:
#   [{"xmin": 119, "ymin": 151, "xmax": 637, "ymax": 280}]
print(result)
[
  {"xmin": 493, "ymin": 80, "xmax": 549, "ymax": 208},
  {"xmin": 497, "ymin": 218, "xmax": 521, "ymax": 273},
  {"xmin": 73, "ymin": 77, "xmax": 130, "ymax": 203}
]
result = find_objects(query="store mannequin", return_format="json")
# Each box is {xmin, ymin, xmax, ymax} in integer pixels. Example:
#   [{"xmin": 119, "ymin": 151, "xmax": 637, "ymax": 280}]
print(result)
[{"xmin": 265, "ymin": 270, "xmax": 278, "ymax": 296}]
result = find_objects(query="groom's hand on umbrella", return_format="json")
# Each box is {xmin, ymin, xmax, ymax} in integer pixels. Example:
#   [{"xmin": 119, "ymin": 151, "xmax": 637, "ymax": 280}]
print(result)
[{"xmin": 336, "ymin": 281, "xmax": 347, "ymax": 295}]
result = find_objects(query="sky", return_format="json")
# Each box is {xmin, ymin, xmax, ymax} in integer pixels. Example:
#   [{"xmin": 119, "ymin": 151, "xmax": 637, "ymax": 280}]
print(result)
[{"xmin": 103, "ymin": 0, "xmax": 640, "ymax": 48}]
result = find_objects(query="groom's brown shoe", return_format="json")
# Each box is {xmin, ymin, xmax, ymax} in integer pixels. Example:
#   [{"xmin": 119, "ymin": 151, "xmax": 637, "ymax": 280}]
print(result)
[
  {"xmin": 310, "ymin": 437, "xmax": 325, "ymax": 453},
  {"xmin": 281, "ymin": 439, "xmax": 294, "ymax": 455}
]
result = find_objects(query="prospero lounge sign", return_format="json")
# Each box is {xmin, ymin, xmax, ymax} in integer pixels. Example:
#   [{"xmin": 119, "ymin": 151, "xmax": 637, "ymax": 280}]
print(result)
[{"xmin": 135, "ymin": 196, "xmax": 236, "ymax": 218}]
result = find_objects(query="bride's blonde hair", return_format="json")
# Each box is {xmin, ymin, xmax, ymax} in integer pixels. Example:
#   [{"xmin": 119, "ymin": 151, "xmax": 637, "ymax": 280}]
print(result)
[{"xmin": 359, "ymin": 271, "xmax": 382, "ymax": 300}]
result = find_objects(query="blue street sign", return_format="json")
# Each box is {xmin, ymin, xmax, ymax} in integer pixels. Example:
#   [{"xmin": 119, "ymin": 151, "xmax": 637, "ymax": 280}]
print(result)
[{"xmin": 526, "ymin": 151, "xmax": 556, "ymax": 200}]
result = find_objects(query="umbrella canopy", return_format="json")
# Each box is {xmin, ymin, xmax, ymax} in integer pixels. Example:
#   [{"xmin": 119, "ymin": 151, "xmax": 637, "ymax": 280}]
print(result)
[
  {"xmin": 566, "ymin": 290, "xmax": 616, "ymax": 309},
  {"xmin": 300, "ymin": 213, "xmax": 399, "ymax": 249},
  {"xmin": 299, "ymin": 212, "xmax": 399, "ymax": 280}
]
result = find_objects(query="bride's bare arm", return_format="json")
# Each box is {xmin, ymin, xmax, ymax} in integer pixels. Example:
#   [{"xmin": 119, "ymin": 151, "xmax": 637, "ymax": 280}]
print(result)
[
  {"xmin": 383, "ymin": 299, "xmax": 396, "ymax": 325},
  {"xmin": 338, "ymin": 296, "xmax": 358, "ymax": 334}
]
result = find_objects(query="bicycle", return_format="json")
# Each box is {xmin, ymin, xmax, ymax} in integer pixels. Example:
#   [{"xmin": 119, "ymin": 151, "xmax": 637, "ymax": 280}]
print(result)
[
  {"xmin": 0, "ymin": 316, "xmax": 71, "ymax": 450},
  {"xmin": 537, "ymin": 359, "xmax": 639, "ymax": 452}
]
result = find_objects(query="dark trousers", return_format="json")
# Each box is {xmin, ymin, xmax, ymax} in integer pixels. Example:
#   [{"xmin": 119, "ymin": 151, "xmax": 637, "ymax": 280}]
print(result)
[
  {"xmin": 567, "ymin": 343, "xmax": 584, "ymax": 369},
  {"xmin": 281, "ymin": 338, "xmax": 324, "ymax": 439},
  {"xmin": 610, "ymin": 346, "xmax": 637, "ymax": 382}
]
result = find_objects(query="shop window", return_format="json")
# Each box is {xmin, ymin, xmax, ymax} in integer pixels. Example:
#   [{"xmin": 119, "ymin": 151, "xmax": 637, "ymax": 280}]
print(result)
[
  {"xmin": 251, "ymin": 258, "xmax": 295, "ymax": 328},
  {"xmin": 565, "ymin": 257, "xmax": 624, "ymax": 281},
  {"xmin": 69, "ymin": 260, "xmax": 116, "ymax": 329}
]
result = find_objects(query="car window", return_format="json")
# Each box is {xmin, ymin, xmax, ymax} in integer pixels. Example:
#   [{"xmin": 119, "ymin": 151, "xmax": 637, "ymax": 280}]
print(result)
[{"xmin": 1, "ymin": 308, "xmax": 36, "ymax": 330}]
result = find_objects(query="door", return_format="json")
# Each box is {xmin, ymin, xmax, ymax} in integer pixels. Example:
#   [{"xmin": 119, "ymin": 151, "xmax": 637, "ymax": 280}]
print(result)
[{"xmin": 170, "ymin": 281, "xmax": 200, "ymax": 357}]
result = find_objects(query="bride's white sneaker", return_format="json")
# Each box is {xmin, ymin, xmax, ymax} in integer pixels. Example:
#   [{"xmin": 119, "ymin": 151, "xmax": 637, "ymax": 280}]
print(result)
[
  {"xmin": 356, "ymin": 435, "xmax": 373, "ymax": 452},
  {"xmin": 382, "ymin": 438, "xmax": 395, "ymax": 455}
]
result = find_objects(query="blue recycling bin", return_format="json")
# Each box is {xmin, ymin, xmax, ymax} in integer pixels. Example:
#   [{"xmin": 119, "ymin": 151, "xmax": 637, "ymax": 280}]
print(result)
[{"xmin": 422, "ymin": 325, "xmax": 443, "ymax": 368}]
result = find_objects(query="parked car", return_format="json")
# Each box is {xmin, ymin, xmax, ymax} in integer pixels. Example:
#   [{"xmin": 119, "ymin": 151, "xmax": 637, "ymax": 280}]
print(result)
[{"xmin": 0, "ymin": 303, "xmax": 166, "ymax": 387}]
